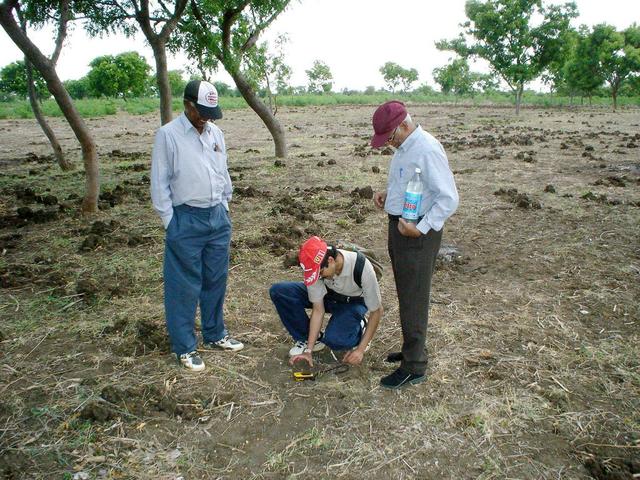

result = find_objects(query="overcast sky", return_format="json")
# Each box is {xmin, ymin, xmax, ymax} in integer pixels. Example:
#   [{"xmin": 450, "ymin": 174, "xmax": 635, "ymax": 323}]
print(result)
[{"xmin": 1, "ymin": 0, "xmax": 639, "ymax": 91}]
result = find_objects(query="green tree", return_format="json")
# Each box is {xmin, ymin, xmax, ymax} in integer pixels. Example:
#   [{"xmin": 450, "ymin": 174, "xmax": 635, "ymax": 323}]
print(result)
[
  {"xmin": 306, "ymin": 60, "xmax": 333, "ymax": 93},
  {"xmin": 0, "ymin": 59, "xmax": 48, "ymax": 98},
  {"xmin": 87, "ymin": 51, "xmax": 151, "ymax": 99},
  {"xmin": 591, "ymin": 23, "xmax": 640, "ymax": 111},
  {"xmin": 63, "ymin": 76, "xmax": 90, "ymax": 99},
  {"xmin": 563, "ymin": 26, "xmax": 604, "ymax": 103},
  {"xmin": 437, "ymin": 0, "xmax": 577, "ymax": 113},
  {"xmin": 175, "ymin": 0, "xmax": 291, "ymax": 158},
  {"xmin": 167, "ymin": 69, "xmax": 186, "ymax": 96},
  {"xmin": 542, "ymin": 27, "xmax": 579, "ymax": 94},
  {"xmin": 433, "ymin": 58, "xmax": 497, "ymax": 95},
  {"xmin": 243, "ymin": 34, "xmax": 292, "ymax": 112},
  {"xmin": 80, "ymin": 0, "xmax": 188, "ymax": 125},
  {"xmin": 379, "ymin": 62, "xmax": 419, "ymax": 92}
]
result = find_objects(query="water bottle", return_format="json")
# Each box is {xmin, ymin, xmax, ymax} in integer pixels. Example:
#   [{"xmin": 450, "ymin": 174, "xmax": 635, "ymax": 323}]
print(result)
[{"xmin": 402, "ymin": 167, "xmax": 423, "ymax": 222}]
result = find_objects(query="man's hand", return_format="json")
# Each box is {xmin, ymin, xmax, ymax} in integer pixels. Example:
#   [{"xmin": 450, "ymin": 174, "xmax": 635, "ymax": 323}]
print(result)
[
  {"xmin": 342, "ymin": 348, "xmax": 364, "ymax": 366},
  {"xmin": 398, "ymin": 218, "xmax": 422, "ymax": 238},
  {"xmin": 373, "ymin": 191, "xmax": 387, "ymax": 209},
  {"xmin": 289, "ymin": 352, "xmax": 313, "ymax": 367}
]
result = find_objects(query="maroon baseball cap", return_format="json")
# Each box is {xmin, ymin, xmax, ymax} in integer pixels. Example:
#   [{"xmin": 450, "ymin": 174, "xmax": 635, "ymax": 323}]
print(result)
[
  {"xmin": 370, "ymin": 100, "xmax": 407, "ymax": 148},
  {"xmin": 299, "ymin": 236, "xmax": 328, "ymax": 286}
]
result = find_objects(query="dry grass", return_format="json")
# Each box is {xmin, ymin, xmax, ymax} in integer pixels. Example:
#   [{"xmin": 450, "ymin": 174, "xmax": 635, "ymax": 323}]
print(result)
[{"xmin": 0, "ymin": 104, "xmax": 639, "ymax": 479}]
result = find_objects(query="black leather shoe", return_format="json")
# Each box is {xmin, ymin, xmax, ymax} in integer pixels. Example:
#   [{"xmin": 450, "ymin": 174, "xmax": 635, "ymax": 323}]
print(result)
[
  {"xmin": 380, "ymin": 368, "xmax": 425, "ymax": 389},
  {"xmin": 385, "ymin": 351, "xmax": 403, "ymax": 363}
]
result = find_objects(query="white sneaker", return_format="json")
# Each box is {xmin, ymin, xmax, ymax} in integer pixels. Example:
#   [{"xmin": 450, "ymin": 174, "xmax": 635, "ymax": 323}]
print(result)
[
  {"xmin": 203, "ymin": 335, "xmax": 244, "ymax": 351},
  {"xmin": 178, "ymin": 351, "xmax": 205, "ymax": 372},
  {"xmin": 289, "ymin": 339, "xmax": 325, "ymax": 356}
]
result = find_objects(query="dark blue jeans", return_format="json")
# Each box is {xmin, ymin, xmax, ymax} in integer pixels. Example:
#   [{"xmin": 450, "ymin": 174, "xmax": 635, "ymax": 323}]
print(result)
[
  {"xmin": 164, "ymin": 204, "xmax": 231, "ymax": 355},
  {"xmin": 269, "ymin": 282, "xmax": 367, "ymax": 350}
]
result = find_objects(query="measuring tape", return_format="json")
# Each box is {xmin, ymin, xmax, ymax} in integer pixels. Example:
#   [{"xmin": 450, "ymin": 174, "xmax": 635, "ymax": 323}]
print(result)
[{"xmin": 292, "ymin": 364, "xmax": 349, "ymax": 382}]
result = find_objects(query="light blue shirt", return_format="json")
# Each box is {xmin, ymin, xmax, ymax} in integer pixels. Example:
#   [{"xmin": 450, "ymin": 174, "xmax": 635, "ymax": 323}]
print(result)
[
  {"xmin": 151, "ymin": 113, "xmax": 232, "ymax": 228},
  {"xmin": 385, "ymin": 125, "xmax": 459, "ymax": 234}
]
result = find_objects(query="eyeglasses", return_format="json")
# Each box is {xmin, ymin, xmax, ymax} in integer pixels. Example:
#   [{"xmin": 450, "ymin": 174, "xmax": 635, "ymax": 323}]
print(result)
[{"xmin": 387, "ymin": 126, "xmax": 399, "ymax": 144}]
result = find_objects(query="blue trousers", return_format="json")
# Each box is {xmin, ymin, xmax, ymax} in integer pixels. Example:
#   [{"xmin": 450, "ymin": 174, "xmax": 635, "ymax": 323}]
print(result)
[
  {"xmin": 269, "ymin": 282, "xmax": 367, "ymax": 350},
  {"xmin": 164, "ymin": 204, "xmax": 231, "ymax": 355}
]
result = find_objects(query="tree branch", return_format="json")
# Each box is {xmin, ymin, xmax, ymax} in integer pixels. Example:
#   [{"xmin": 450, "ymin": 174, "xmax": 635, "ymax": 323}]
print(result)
[
  {"xmin": 50, "ymin": 0, "xmax": 70, "ymax": 65},
  {"xmin": 240, "ymin": 5, "xmax": 287, "ymax": 53}
]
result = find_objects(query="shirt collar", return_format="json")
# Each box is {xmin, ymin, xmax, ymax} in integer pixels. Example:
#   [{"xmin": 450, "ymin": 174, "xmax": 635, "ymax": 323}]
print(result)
[
  {"xmin": 179, "ymin": 112, "xmax": 211, "ymax": 135},
  {"xmin": 398, "ymin": 124, "xmax": 423, "ymax": 152}
]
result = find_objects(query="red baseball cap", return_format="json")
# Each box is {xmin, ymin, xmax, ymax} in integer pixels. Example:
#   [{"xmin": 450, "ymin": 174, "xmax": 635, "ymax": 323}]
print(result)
[
  {"xmin": 299, "ymin": 236, "xmax": 328, "ymax": 286},
  {"xmin": 371, "ymin": 100, "xmax": 407, "ymax": 148}
]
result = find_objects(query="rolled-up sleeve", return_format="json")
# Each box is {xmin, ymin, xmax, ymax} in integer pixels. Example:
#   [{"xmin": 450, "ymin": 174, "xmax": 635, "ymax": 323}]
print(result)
[{"xmin": 150, "ymin": 129, "xmax": 174, "ymax": 228}]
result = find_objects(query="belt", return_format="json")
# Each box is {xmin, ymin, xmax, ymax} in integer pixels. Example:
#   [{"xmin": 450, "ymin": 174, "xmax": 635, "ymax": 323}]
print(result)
[{"xmin": 388, "ymin": 214, "xmax": 424, "ymax": 222}]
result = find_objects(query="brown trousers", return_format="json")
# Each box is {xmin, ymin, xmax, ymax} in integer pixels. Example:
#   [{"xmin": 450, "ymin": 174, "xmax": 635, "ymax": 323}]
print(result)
[{"xmin": 388, "ymin": 219, "xmax": 442, "ymax": 375}]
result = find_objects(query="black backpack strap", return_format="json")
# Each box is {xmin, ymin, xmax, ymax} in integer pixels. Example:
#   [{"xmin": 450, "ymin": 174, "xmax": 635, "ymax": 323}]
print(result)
[{"xmin": 353, "ymin": 251, "xmax": 366, "ymax": 289}]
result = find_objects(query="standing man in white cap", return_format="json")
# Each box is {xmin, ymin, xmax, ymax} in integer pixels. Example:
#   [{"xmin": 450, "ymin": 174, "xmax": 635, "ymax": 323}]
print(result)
[
  {"xmin": 370, "ymin": 101, "xmax": 459, "ymax": 389},
  {"xmin": 151, "ymin": 79, "xmax": 244, "ymax": 372}
]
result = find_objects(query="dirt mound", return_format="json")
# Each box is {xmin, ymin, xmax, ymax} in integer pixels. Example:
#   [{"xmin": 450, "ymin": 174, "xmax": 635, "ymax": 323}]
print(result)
[
  {"xmin": 494, "ymin": 187, "xmax": 542, "ymax": 209},
  {"xmin": 270, "ymin": 194, "xmax": 314, "ymax": 221},
  {"xmin": 81, "ymin": 384, "xmax": 206, "ymax": 422},
  {"xmin": 584, "ymin": 456, "xmax": 639, "ymax": 480}
]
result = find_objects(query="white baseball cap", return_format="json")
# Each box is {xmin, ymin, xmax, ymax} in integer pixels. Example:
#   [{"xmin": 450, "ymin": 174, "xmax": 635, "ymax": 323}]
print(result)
[{"xmin": 184, "ymin": 80, "xmax": 222, "ymax": 120}]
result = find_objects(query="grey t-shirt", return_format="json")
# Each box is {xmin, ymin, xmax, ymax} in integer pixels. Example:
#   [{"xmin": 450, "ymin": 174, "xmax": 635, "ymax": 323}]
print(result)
[{"xmin": 307, "ymin": 249, "xmax": 382, "ymax": 312}]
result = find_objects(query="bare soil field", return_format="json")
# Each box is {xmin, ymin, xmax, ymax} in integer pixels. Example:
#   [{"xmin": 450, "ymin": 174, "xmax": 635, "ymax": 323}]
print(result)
[{"xmin": 0, "ymin": 103, "xmax": 638, "ymax": 479}]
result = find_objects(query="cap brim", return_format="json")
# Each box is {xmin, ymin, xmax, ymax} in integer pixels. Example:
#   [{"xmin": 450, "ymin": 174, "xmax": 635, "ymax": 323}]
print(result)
[
  {"xmin": 371, "ymin": 130, "xmax": 393, "ymax": 148},
  {"xmin": 196, "ymin": 104, "xmax": 222, "ymax": 120},
  {"xmin": 303, "ymin": 266, "xmax": 321, "ymax": 286}
]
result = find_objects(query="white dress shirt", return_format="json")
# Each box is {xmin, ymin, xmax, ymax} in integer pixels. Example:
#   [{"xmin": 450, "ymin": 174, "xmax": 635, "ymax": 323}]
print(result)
[
  {"xmin": 385, "ymin": 125, "xmax": 459, "ymax": 234},
  {"xmin": 151, "ymin": 113, "xmax": 233, "ymax": 228}
]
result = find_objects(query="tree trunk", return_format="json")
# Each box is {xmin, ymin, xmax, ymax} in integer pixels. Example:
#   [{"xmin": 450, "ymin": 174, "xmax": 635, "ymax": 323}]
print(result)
[
  {"xmin": 150, "ymin": 39, "xmax": 173, "ymax": 125},
  {"xmin": 25, "ymin": 59, "xmax": 73, "ymax": 171},
  {"xmin": 611, "ymin": 85, "xmax": 618, "ymax": 112},
  {"xmin": 231, "ymin": 69, "xmax": 287, "ymax": 158},
  {"xmin": 515, "ymin": 85, "xmax": 523, "ymax": 115},
  {"xmin": 0, "ymin": 3, "xmax": 99, "ymax": 213}
]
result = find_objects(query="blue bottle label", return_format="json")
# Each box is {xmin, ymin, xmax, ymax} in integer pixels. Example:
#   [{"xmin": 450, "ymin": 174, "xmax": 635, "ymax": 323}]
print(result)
[{"xmin": 402, "ymin": 191, "xmax": 422, "ymax": 220}]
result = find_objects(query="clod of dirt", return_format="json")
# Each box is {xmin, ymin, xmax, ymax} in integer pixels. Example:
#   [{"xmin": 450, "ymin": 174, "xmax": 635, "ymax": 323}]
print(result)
[
  {"xmin": 283, "ymin": 251, "xmax": 299, "ymax": 268},
  {"xmin": 244, "ymin": 148, "xmax": 260, "ymax": 154},
  {"xmin": 0, "ymin": 233, "xmax": 21, "ymax": 251},
  {"xmin": 79, "ymin": 234, "xmax": 104, "ymax": 252},
  {"xmin": 437, "ymin": 244, "xmax": 464, "ymax": 264},
  {"xmin": 90, "ymin": 220, "xmax": 120, "ymax": 236},
  {"xmin": 76, "ymin": 277, "xmax": 100, "ymax": 300},
  {"xmin": 594, "ymin": 176, "xmax": 627, "ymax": 187},
  {"xmin": 515, "ymin": 151, "xmax": 536, "ymax": 163},
  {"xmin": 581, "ymin": 191, "xmax": 622, "ymax": 205},
  {"xmin": 14, "ymin": 186, "xmax": 36, "ymax": 202},
  {"xmin": 16, "ymin": 206, "xmax": 58, "ymax": 223},
  {"xmin": 79, "ymin": 401, "xmax": 116, "ymax": 422},
  {"xmin": 135, "ymin": 319, "xmax": 170, "ymax": 352},
  {"xmin": 544, "ymin": 185, "xmax": 556, "ymax": 193},
  {"xmin": 372, "ymin": 166, "xmax": 380, "ymax": 173},
  {"xmin": 274, "ymin": 160, "xmax": 285, "ymax": 167},
  {"xmin": 327, "ymin": 159, "xmax": 337, "ymax": 165},
  {"xmin": 39, "ymin": 195, "xmax": 58, "ymax": 206},
  {"xmin": 494, "ymin": 188, "xmax": 542, "ymax": 209},
  {"xmin": 583, "ymin": 456, "xmax": 639, "ymax": 480},
  {"xmin": 351, "ymin": 186, "xmax": 373, "ymax": 199},
  {"xmin": 317, "ymin": 160, "xmax": 325, "ymax": 167}
]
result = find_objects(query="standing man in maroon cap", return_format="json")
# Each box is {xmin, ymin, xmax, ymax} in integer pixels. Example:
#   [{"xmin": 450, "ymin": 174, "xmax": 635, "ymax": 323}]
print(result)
[
  {"xmin": 151, "ymin": 79, "xmax": 244, "ymax": 372},
  {"xmin": 370, "ymin": 101, "xmax": 458, "ymax": 389}
]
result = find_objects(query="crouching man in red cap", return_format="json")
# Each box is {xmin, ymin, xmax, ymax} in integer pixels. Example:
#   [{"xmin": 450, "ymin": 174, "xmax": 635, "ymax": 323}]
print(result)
[
  {"xmin": 269, "ymin": 236, "xmax": 383, "ymax": 367},
  {"xmin": 370, "ymin": 101, "xmax": 459, "ymax": 389}
]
